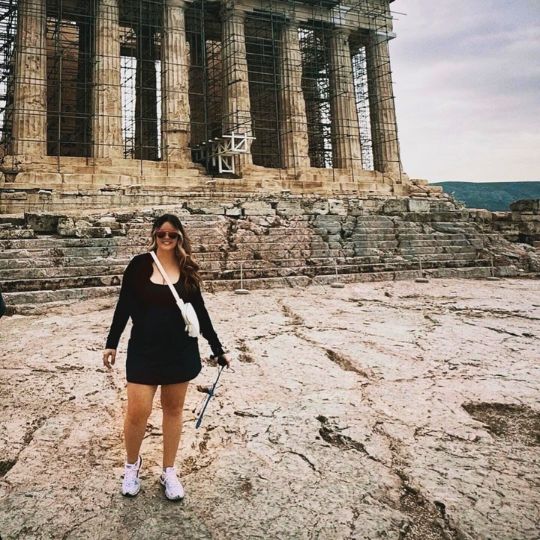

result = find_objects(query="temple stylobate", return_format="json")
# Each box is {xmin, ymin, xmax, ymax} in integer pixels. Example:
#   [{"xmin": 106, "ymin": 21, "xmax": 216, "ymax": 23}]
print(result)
[{"xmin": 0, "ymin": 0, "xmax": 407, "ymax": 199}]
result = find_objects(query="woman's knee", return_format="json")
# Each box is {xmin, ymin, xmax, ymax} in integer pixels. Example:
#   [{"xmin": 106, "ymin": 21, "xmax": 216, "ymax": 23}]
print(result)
[
  {"xmin": 161, "ymin": 382, "xmax": 189, "ymax": 416},
  {"xmin": 161, "ymin": 399, "xmax": 184, "ymax": 416},
  {"xmin": 125, "ymin": 405, "xmax": 152, "ymax": 424}
]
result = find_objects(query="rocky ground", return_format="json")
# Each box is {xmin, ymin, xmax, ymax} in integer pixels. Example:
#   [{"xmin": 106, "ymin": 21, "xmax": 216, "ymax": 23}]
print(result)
[{"xmin": 0, "ymin": 277, "xmax": 539, "ymax": 540}]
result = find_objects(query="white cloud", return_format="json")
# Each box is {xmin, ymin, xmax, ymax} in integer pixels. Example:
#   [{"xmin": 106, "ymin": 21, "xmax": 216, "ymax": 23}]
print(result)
[{"xmin": 390, "ymin": 0, "xmax": 540, "ymax": 181}]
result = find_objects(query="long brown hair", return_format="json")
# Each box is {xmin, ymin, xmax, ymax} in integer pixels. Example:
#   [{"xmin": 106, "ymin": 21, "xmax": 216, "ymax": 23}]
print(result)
[{"xmin": 149, "ymin": 214, "xmax": 202, "ymax": 292}]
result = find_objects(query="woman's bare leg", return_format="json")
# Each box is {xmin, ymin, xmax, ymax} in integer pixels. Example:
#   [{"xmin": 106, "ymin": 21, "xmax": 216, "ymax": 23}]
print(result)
[
  {"xmin": 124, "ymin": 382, "xmax": 158, "ymax": 463},
  {"xmin": 160, "ymin": 382, "xmax": 190, "ymax": 469}
]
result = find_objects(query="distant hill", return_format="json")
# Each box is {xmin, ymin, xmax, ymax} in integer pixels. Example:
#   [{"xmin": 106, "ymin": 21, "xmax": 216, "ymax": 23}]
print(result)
[{"xmin": 432, "ymin": 181, "xmax": 540, "ymax": 211}]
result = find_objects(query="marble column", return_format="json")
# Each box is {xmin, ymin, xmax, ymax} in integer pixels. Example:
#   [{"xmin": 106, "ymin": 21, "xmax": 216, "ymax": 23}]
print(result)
[
  {"xmin": 328, "ymin": 28, "xmax": 363, "ymax": 169},
  {"xmin": 279, "ymin": 20, "xmax": 310, "ymax": 170},
  {"xmin": 135, "ymin": 26, "xmax": 158, "ymax": 161},
  {"xmin": 221, "ymin": 2, "xmax": 253, "ymax": 166},
  {"xmin": 92, "ymin": 0, "xmax": 123, "ymax": 159},
  {"xmin": 12, "ymin": 0, "xmax": 47, "ymax": 157},
  {"xmin": 161, "ymin": 0, "xmax": 192, "ymax": 164},
  {"xmin": 366, "ymin": 31, "xmax": 401, "ymax": 175},
  {"xmin": 76, "ymin": 20, "xmax": 92, "ymax": 157}
]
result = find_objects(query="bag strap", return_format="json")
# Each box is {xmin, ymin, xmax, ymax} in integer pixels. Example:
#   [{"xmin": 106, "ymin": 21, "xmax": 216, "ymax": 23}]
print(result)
[{"xmin": 149, "ymin": 251, "xmax": 186, "ymax": 311}]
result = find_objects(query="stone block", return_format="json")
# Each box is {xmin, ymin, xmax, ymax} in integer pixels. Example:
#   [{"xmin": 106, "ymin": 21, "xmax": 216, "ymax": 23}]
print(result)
[
  {"xmin": 383, "ymin": 199, "xmax": 408, "ymax": 214},
  {"xmin": 312, "ymin": 215, "xmax": 342, "ymax": 234},
  {"xmin": 308, "ymin": 200, "xmax": 330, "ymax": 215},
  {"xmin": 328, "ymin": 199, "xmax": 347, "ymax": 216},
  {"xmin": 24, "ymin": 212, "xmax": 62, "ymax": 233},
  {"xmin": 57, "ymin": 217, "xmax": 76, "ymax": 237},
  {"xmin": 468, "ymin": 209, "xmax": 493, "ymax": 221},
  {"xmin": 187, "ymin": 202, "xmax": 225, "ymax": 215},
  {"xmin": 276, "ymin": 200, "xmax": 303, "ymax": 217},
  {"xmin": 225, "ymin": 206, "xmax": 242, "ymax": 217},
  {"xmin": 406, "ymin": 199, "xmax": 430, "ymax": 213},
  {"xmin": 242, "ymin": 201, "xmax": 275, "ymax": 216}
]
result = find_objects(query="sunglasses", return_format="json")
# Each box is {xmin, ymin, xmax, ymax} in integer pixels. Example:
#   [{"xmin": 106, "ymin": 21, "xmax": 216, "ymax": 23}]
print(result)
[{"xmin": 156, "ymin": 230, "xmax": 181, "ymax": 240}]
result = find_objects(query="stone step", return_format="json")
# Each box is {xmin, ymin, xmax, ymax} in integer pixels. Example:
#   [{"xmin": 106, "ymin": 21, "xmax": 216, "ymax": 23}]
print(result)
[
  {"xmin": 3, "ymin": 264, "xmax": 522, "ymax": 314},
  {"xmin": 0, "ymin": 264, "xmax": 128, "ymax": 280},
  {"xmin": 3, "ymin": 285, "xmax": 120, "ymax": 308},
  {"xmin": 0, "ymin": 247, "xmax": 483, "ymax": 277},
  {"xmin": 0, "ymin": 256, "xmax": 132, "ymax": 270},
  {"xmin": 1, "ymin": 274, "xmax": 123, "ymax": 293},
  {"xmin": 0, "ymin": 238, "xmax": 481, "ymax": 269},
  {"xmin": 1, "ymin": 254, "xmax": 493, "ymax": 293}
]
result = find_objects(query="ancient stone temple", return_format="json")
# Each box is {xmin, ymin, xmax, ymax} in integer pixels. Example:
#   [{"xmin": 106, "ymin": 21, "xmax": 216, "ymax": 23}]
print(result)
[
  {"xmin": 0, "ymin": 0, "xmax": 538, "ymax": 313},
  {"xmin": 0, "ymin": 0, "xmax": 407, "ymax": 209}
]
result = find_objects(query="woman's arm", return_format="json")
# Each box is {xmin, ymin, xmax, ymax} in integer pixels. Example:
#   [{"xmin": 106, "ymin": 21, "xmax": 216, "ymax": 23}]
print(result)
[
  {"xmin": 0, "ymin": 287, "xmax": 6, "ymax": 318},
  {"xmin": 105, "ymin": 257, "xmax": 137, "ymax": 349},
  {"xmin": 191, "ymin": 285, "xmax": 226, "ymax": 356}
]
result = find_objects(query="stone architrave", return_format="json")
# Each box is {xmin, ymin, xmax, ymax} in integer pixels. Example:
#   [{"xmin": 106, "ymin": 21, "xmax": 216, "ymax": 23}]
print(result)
[
  {"xmin": 279, "ymin": 20, "xmax": 310, "ymax": 170},
  {"xmin": 92, "ymin": 0, "xmax": 123, "ymax": 159},
  {"xmin": 328, "ymin": 28, "xmax": 363, "ymax": 170},
  {"xmin": 161, "ymin": 0, "xmax": 192, "ymax": 164},
  {"xmin": 12, "ymin": 0, "xmax": 47, "ymax": 157},
  {"xmin": 366, "ymin": 31, "xmax": 401, "ymax": 175},
  {"xmin": 221, "ymin": 2, "xmax": 253, "ymax": 167}
]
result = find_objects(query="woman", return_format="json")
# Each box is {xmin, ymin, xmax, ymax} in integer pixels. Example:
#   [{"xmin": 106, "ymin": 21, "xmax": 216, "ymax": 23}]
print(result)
[{"xmin": 102, "ymin": 213, "xmax": 230, "ymax": 501}]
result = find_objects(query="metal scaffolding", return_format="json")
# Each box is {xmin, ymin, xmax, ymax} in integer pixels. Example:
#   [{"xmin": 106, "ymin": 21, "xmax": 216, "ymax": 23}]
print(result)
[{"xmin": 0, "ymin": 0, "xmax": 402, "ymax": 178}]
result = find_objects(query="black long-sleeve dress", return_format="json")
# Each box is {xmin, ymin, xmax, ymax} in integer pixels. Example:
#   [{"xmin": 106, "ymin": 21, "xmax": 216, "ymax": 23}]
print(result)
[{"xmin": 105, "ymin": 252, "xmax": 225, "ymax": 385}]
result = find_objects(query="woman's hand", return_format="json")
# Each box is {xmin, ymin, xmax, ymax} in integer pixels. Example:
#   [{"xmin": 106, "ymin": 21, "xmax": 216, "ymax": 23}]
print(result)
[
  {"xmin": 102, "ymin": 348, "xmax": 117, "ymax": 369},
  {"xmin": 216, "ymin": 353, "xmax": 231, "ymax": 368}
]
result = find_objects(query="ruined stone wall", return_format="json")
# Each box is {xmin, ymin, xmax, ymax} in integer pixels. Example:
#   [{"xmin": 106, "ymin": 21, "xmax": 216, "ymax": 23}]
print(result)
[
  {"xmin": 466, "ymin": 199, "xmax": 540, "ymax": 248},
  {"xmin": 1, "ymin": 194, "xmax": 539, "ymax": 313}
]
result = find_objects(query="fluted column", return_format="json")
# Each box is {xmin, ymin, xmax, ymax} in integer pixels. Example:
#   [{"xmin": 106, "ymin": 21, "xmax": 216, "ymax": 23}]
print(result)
[
  {"xmin": 161, "ymin": 0, "xmax": 192, "ymax": 164},
  {"xmin": 92, "ymin": 0, "xmax": 123, "ymax": 159},
  {"xmin": 221, "ymin": 2, "xmax": 253, "ymax": 167},
  {"xmin": 328, "ymin": 28, "xmax": 363, "ymax": 169},
  {"xmin": 279, "ymin": 20, "xmax": 310, "ymax": 170},
  {"xmin": 12, "ymin": 0, "xmax": 47, "ymax": 157},
  {"xmin": 366, "ymin": 32, "xmax": 401, "ymax": 175}
]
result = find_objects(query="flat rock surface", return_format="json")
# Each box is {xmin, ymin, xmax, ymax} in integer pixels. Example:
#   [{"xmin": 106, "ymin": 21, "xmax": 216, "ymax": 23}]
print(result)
[{"xmin": 0, "ymin": 278, "xmax": 539, "ymax": 540}]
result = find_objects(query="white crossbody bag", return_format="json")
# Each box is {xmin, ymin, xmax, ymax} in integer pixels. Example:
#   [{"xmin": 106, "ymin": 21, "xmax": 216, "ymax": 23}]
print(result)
[{"xmin": 150, "ymin": 251, "xmax": 201, "ymax": 339}]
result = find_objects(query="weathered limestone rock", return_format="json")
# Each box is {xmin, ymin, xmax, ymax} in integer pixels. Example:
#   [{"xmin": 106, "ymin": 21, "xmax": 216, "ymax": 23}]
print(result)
[
  {"xmin": 382, "ymin": 198, "xmax": 408, "ymax": 214},
  {"xmin": 307, "ymin": 200, "xmax": 330, "ymax": 215},
  {"xmin": 0, "ymin": 279, "xmax": 538, "ymax": 539},
  {"xmin": 57, "ymin": 217, "xmax": 76, "ymax": 236},
  {"xmin": 242, "ymin": 201, "xmax": 275, "ymax": 216},
  {"xmin": 408, "ymin": 199, "xmax": 431, "ymax": 213},
  {"xmin": 328, "ymin": 198, "xmax": 348, "ymax": 216},
  {"xmin": 276, "ymin": 200, "xmax": 304, "ymax": 217},
  {"xmin": 1, "ymin": 197, "xmax": 538, "ymax": 311},
  {"xmin": 24, "ymin": 212, "xmax": 61, "ymax": 233}
]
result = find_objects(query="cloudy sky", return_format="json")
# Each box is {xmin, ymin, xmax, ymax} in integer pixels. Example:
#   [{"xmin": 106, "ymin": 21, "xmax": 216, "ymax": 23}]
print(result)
[{"xmin": 389, "ymin": 0, "xmax": 540, "ymax": 182}]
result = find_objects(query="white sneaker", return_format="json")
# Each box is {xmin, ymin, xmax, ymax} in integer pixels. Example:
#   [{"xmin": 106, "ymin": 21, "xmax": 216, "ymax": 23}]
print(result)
[
  {"xmin": 159, "ymin": 466, "xmax": 185, "ymax": 501},
  {"xmin": 121, "ymin": 455, "xmax": 142, "ymax": 497}
]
